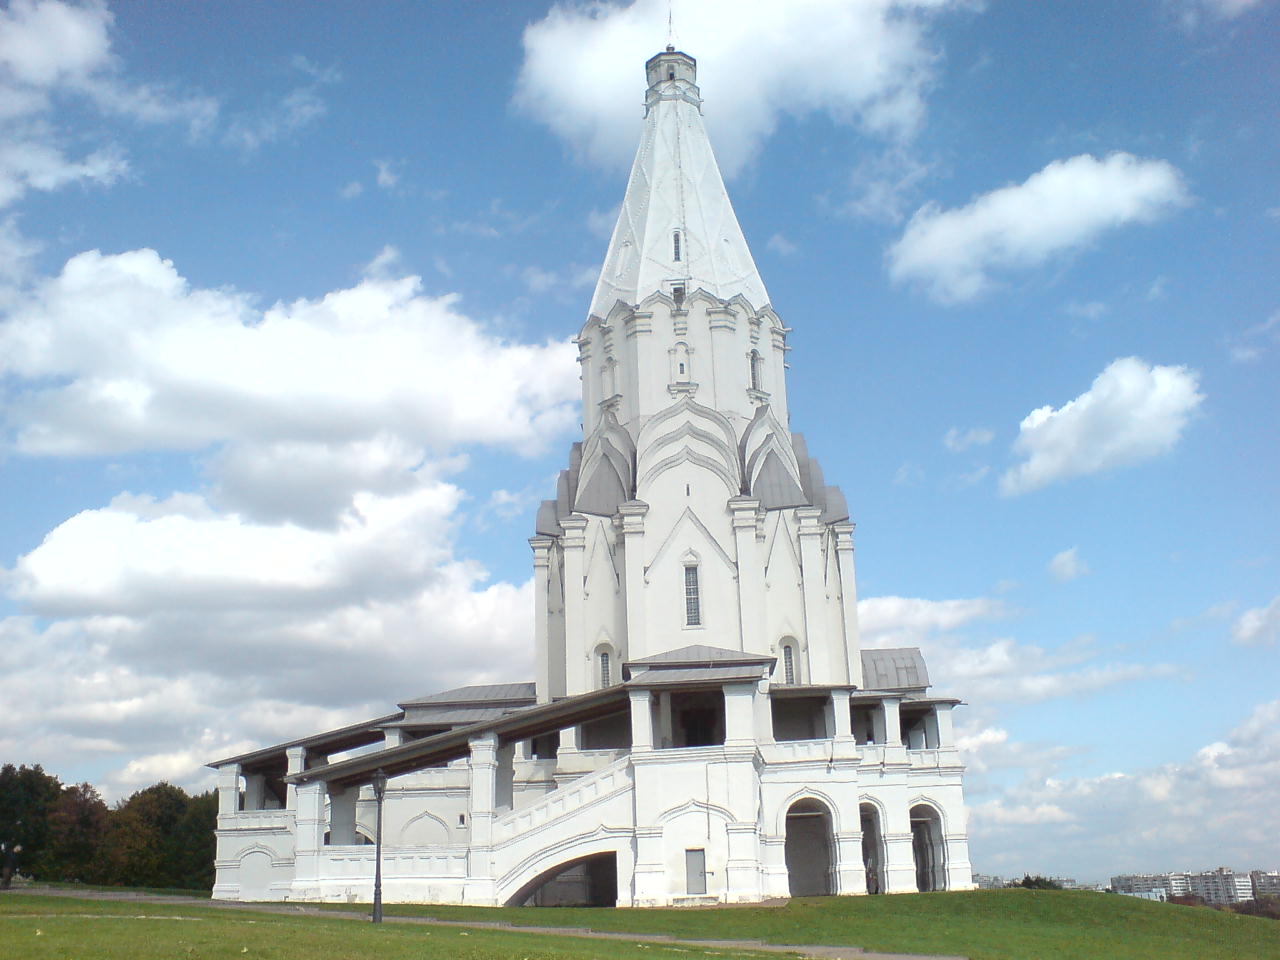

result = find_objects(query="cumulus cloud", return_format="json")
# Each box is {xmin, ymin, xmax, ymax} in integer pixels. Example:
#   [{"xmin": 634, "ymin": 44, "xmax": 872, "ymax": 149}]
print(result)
[
  {"xmin": 1049, "ymin": 547, "xmax": 1090, "ymax": 582},
  {"xmin": 0, "ymin": 248, "xmax": 580, "ymax": 468},
  {"xmin": 888, "ymin": 153, "xmax": 1190, "ymax": 303},
  {"xmin": 515, "ymin": 0, "xmax": 966, "ymax": 176},
  {"xmin": 0, "ymin": 244, "xmax": 582, "ymax": 795},
  {"xmin": 1233, "ymin": 596, "xmax": 1280, "ymax": 646},
  {"xmin": 966, "ymin": 699, "xmax": 1280, "ymax": 879},
  {"xmin": 1000, "ymin": 357, "xmax": 1203, "ymax": 496}
]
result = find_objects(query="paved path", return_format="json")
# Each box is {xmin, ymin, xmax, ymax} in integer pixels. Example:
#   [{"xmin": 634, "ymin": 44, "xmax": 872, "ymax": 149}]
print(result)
[{"xmin": 4, "ymin": 886, "xmax": 969, "ymax": 960}]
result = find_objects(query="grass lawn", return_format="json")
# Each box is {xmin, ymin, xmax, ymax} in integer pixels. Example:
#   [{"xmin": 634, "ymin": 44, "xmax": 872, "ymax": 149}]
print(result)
[
  {"xmin": 4, "ymin": 889, "xmax": 1279, "ymax": 960},
  {"xmin": 0, "ymin": 893, "xmax": 770, "ymax": 960},
  {"xmin": 371, "ymin": 889, "xmax": 1280, "ymax": 960}
]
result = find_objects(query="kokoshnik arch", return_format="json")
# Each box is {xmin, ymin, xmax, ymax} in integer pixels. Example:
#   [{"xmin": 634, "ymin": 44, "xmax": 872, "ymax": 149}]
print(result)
[{"xmin": 209, "ymin": 48, "xmax": 974, "ymax": 907}]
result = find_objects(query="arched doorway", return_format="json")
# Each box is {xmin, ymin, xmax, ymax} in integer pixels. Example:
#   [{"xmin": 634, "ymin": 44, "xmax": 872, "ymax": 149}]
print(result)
[
  {"xmin": 507, "ymin": 852, "xmax": 618, "ymax": 907},
  {"xmin": 859, "ymin": 802, "xmax": 885, "ymax": 894},
  {"xmin": 909, "ymin": 803, "xmax": 946, "ymax": 892},
  {"xmin": 784, "ymin": 798, "xmax": 834, "ymax": 897}
]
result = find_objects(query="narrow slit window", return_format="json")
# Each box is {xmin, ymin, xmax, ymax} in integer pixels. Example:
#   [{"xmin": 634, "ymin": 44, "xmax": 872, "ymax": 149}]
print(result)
[
  {"xmin": 673, "ymin": 231, "xmax": 681, "ymax": 262},
  {"xmin": 600, "ymin": 651, "xmax": 611, "ymax": 687},
  {"xmin": 749, "ymin": 350, "xmax": 762, "ymax": 391},
  {"xmin": 782, "ymin": 645, "xmax": 795, "ymax": 685},
  {"xmin": 684, "ymin": 565, "xmax": 701, "ymax": 626}
]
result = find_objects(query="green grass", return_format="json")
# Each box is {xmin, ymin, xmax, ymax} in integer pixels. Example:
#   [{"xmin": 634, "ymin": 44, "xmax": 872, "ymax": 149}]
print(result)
[
  {"xmin": 369, "ymin": 888, "xmax": 1280, "ymax": 960},
  {"xmin": 4, "ymin": 889, "xmax": 1279, "ymax": 960},
  {"xmin": 0, "ymin": 894, "xmax": 771, "ymax": 960},
  {"xmin": 35, "ymin": 881, "xmax": 212, "ymax": 899}
]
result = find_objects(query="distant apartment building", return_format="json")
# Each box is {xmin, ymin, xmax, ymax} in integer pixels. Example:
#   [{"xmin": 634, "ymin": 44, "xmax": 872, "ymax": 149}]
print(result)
[
  {"xmin": 973, "ymin": 874, "xmax": 1005, "ymax": 889},
  {"xmin": 1112, "ymin": 868, "xmax": 1258, "ymax": 905},
  {"xmin": 1252, "ymin": 870, "xmax": 1280, "ymax": 898}
]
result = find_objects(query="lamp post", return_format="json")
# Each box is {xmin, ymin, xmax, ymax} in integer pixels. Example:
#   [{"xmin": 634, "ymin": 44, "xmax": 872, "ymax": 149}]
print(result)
[{"xmin": 371, "ymin": 768, "xmax": 388, "ymax": 923}]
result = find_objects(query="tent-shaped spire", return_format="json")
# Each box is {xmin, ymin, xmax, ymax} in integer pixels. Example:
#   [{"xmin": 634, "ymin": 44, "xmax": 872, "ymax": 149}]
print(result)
[{"xmin": 588, "ymin": 48, "xmax": 769, "ymax": 319}]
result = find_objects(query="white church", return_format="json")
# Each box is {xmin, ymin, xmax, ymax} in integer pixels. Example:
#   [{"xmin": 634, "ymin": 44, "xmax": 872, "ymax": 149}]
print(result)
[{"xmin": 210, "ymin": 48, "xmax": 973, "ymax": 907}]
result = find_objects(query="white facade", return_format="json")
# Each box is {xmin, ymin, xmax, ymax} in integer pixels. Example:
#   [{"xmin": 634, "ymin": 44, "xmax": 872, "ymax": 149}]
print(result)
[{"xmin": 210, "ymin": 48, "xmax": 973, "ymax": 908}]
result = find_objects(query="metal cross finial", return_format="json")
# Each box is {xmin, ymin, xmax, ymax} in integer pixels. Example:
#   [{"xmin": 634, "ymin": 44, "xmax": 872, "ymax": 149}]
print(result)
[{"xmin": 667, "ymin": 0, "xmax": 674, "ymax": 49}]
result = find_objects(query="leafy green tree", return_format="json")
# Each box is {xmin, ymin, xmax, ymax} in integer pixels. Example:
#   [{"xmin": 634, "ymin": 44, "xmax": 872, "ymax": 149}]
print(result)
[
  {"xmin": 1016, "ymin": 874, "xmax": 1064, "ymax": 890},
  {"xmin": 44, "ymin": 783, "xmax": 110, "ymax": 883},
  {"xmin": 0, "ymin": 764, "xmax": 63, "ymax": 878}
]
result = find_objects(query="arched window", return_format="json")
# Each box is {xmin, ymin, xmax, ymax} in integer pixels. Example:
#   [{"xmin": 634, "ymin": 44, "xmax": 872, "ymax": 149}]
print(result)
[
  {"xmin": 782, "ymin": 645, "xmax": 795, "ymax": 684},
  {"xmin": 683, "ymin": 564, "xmax": 701, "ymax": 626},
  {"xmin": 600, "ymin": 651, "xmax": 612, "ymax": 687},
  {"xmin": 672, "ymin": 341, "xmax": 691, "ymax": 383},
  {"xmin": 749, "ymin": 350, "xmax": 763, "ymax": 391},
  {"xmin": 673, "ymin": 230, "xmax": 681, "ymax": 262}
]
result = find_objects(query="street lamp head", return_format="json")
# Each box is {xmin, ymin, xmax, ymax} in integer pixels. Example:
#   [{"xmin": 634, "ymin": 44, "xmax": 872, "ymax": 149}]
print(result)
[{"xmin": 371, "ymin": 768, "xmax": 388, "ymax": 800}]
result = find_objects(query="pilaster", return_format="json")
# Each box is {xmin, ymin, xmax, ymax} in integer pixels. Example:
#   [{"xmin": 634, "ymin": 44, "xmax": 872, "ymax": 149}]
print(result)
[
  {"xmin": 560, "ymin": 515, "xmax": 589, "ymax": 696},
  {"xmin": 467, "ymin": 732, "xmax": 499, "ymax": 898},
  {"xmin": 723, "ymin": 682, "xmax": 758, "ymax": 747},
  {"xmin": 832, "ymin": 521, "xmax": 863, "ymax": 686},
  {"xmin": 285, "ymin": 747, "xmax": 306, "ymax": 810},
  {"xmin": 729, "ymin": 497, "xmax": 763, "ymax": 654},
  {"xmin": 629, "ymin": 688, "xmax": 654, "ymax": 751},
  {"xmin": 293, "ymin": 781, "xmax": 327, "ymax": 883},
  {"xmin": 530, "ymin": 535, "xmax": 555, "ymax": 702},
  {"xmin": 618, "ymin": 501, "xmax": 650, "ymax": 661},
  {"xmin": 216, "ymin": 763, "xmax": 241, "ymax": 818},
  {"xmin": 796, "ymin": 507, "xmax": 828, "ymax": 680}
]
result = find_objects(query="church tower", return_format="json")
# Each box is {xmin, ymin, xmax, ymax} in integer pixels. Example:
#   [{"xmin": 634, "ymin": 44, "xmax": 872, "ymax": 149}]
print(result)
[{"xmin": 532, "ymin": 48, "xmax": 863, "ymax": 701}]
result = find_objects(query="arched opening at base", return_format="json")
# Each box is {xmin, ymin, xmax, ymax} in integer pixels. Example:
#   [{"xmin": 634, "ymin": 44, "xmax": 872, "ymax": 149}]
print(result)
[
  {"xmin": 859, "ymin": 802, "xmax": 885, "ymax": 895},
  {"xmin": 507, "ymin": 852, "xmax": 618, "ymax": 907},
  {"xmin": 910, "ymin": 803, "xmax": 946, "ymax": 892},
  {"xmin": 784, "ymin": 798, "xmax": 834, "ymax": 897}
]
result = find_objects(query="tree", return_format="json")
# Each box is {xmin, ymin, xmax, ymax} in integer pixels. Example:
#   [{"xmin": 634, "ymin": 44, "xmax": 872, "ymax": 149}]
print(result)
[
  {"xmin": 0, "ymin": 764, "xmax": 63, "ymax": 879},
  {"xmin": 44, "ymin": 783, "xmax": 110, "ymax": 883},
  {"xmin": 1015, "ymin": 874, "xmax": 1064, "ymax": 890}
]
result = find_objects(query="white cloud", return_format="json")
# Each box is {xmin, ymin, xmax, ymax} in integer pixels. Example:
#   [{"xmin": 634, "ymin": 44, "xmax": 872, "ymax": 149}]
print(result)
[
  {"xmin": 766, "ymin": 233, "xmax": 798, "ymax": 256},
  {"xmin": 0, "ymin": 2, "xmax": 216, "ymax": 210},
  {"xmin": 1000, "ymin": 357, "xmax": 1203, "ymax": 496},
  {"xmin": 888, "ymin": 153, "xmax": 1190, "ymax": 303},
  {"xmin": 515, "ymin": 0, "xmax": 968, "ymax": 176},
  {"xmin": 860, "ymin": 595, "xmax": 1175, "ymax": 704},
  {"xmin": 0, "ymin": 131, "xmax": 128, "ymax": 207},
  {"xmin": 1233, "ymin": 596, "xmax": 1280, "ymax": 646},
  {"xmin": 1049, "ymin": 547, "xmax": 1090, "ymax": 582},
  {"xmin": 1173, "ymin": 0, "xmax": 1270, "ymax": 27},
  {"xmin": 521, "ymin": 265, "xmax": 558, "ymax": 294},
  {"xmin": 1227, "ymin": 310, "xmax": 1279, "ymax": 363},
  {"xmin": 339, "ymin": 179, "xmax": 363, "ymax": 199},
  {"xmin": 224, "ymin": 86, "xmax": 326, "ymax": 152},
  {"xmin": 845, "ymin": 145, "xmax": 936, "ymax": 223},
  {"xmin": 966, "ymin": 699, "xmax": 1280, "ymax": 879},
  {"xmin": 374, "ymin": 158, "xmax": 401, "ymax": 189},
  {"xmin": 587, "ymin": 204, "xmax": 620, "ymax": 239},
  {"xmin": 944, "ymin": 425, "xmax": 993, "ymax": 452},
  {"xmin": 859, "ymin": 595, "xmax": 1007, "ymax": 646},
  {"xmin": 0, "ymin": 0, "xmax": 113, "ymax": 90},
  {"xmin": 0, "ymin": 248, "xmax": 580, "ymax": 463}
]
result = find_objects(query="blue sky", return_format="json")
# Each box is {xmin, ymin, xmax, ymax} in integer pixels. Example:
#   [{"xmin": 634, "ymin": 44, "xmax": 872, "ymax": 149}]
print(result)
[{"xmin": 0, "ymin": 0, "xmax": 1276, "ymax": 883}]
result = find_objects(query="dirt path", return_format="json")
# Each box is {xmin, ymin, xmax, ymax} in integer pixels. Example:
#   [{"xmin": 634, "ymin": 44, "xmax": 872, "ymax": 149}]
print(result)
[{"xmin": 3, "ymin": 886, "xmax": 968, "ymax": 960}]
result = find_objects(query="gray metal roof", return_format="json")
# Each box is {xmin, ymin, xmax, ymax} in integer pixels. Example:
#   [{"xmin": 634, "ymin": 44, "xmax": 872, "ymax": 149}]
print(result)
[
  {"xmin": 627, "ymin": 644, "xmax": 775, "ymax": 666},
  {"xmin": 626, "ymin": 664, "xmax": 768, "ymax": 686},
  {"xmin": 399, "ymin": 681, "xmax": 536, "ymax": 709},
  {"xmin": 207, "ymin": 712, "xmax": 403, "ymax": 770},
  {"xmin": 861, "ymin": 647, "xmax": 930, "ymax": 690}
]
